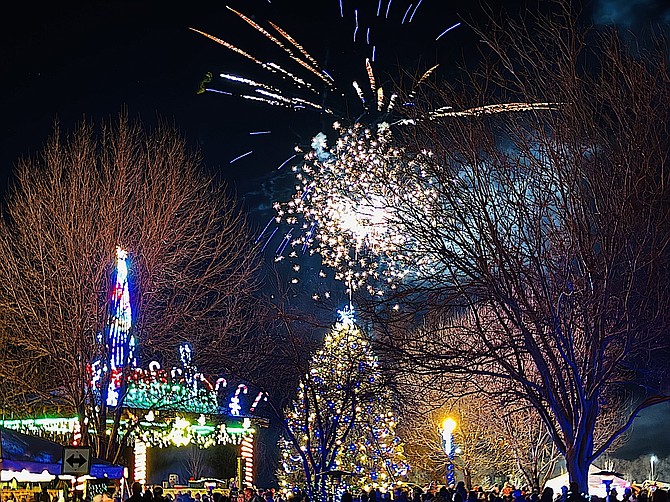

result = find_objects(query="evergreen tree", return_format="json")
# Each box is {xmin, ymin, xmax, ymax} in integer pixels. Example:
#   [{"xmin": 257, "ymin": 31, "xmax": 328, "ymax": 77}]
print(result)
[{"xmin": 278, "ymin": 308, "xmax": 408, "ymax": 501}]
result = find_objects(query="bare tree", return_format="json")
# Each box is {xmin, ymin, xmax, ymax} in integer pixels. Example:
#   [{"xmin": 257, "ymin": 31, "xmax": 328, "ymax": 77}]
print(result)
[
  {"xmin": 397, "ymin": 374, "xmax": 558, "ymax": 489},
  {"xmin": 0, "ymin": 113, "xmax": 266, "ymax": 463},
  {"xmin": 354, "ymin": 1, "xmax": 670, "ymax": 493},
  {"xmin": 500, "ymin": 404, "xmax": 561, "ymax": 490},
  {"xmin": 185, "ymin": 444, "xmax": 208, "ymax": 481},
  {"xmin": 612, "ymin": 455, "xmax": 670, "ymax": 485}
]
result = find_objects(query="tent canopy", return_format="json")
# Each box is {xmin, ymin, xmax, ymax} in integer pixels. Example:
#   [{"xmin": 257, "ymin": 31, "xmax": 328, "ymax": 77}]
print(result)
[
  {"xmin": 544, "ymin": 465, "xmax": 630, "ymax": 498},
  {"xmin": 0, "ymin": 427, "xmax": 124, "ymax": 480}
]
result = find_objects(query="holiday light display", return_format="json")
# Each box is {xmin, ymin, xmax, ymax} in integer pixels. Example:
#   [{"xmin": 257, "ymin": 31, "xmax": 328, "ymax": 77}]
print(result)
[
  {"xmin": 126, "ymin": 415, "xmax": 255, "ymax": 449},
  {"xmin": 6, "ymin": 246, "xmax": 263, "ymax": 487},
  {"xmin": 241, "ymin": 435, "xmax": 255, "ymax": 486},
  {"xmin": 0, "ymin": 415, "xmax": 255, "ymax": 450},
  {"xmin": 88, "ymin": 249, "xmax": 263, "ymax": 420},
  {"xmin": 87, "ymin": 247, "xmax": 261, "ymax": 482},
  {"xmin": 134, "ymin": 441, "xmax": 147, "ymax": 485},
  {"xmin": 124, "ymin": 356, "xmax": 219, "ymax": 414},
  {"xmin": 108, "ymin": 247, "xmax": 135, "ymax": 369},
  {"xmin": 278, "ymin": 307, "xmax": 408, "ymax": 500}
]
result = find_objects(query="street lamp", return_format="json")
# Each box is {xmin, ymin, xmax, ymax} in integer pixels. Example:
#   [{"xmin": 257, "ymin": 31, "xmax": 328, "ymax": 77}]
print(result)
[
  {"xmin": 442, "ymin": 417, "xmax": 458, "ymax": 487},
  {"xmin": 650, "ymin": 455, "xmax": 658, "ymax": 482}
]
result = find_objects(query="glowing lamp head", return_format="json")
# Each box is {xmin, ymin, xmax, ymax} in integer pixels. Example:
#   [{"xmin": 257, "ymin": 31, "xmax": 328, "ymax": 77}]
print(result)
[{"xmin": 442, "ymin": 417, "xmax": 457, "ymax": 434}]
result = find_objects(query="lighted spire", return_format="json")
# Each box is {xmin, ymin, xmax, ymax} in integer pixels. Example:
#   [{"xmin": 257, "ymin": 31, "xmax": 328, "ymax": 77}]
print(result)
[{"xmin": 107, "ymin": 246, "xmax": 135, "ymax": 370}]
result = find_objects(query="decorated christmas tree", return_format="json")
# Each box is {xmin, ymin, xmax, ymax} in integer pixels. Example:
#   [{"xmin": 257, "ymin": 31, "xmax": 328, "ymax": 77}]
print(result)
[{"xmin": 278, "ymin": 307, "xmax": 408, "ymax": 501}]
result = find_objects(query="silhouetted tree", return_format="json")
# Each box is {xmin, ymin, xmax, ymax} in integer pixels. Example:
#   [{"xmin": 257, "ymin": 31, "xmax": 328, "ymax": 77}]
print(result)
[{"xmin": 359, "ymin": 1, "xmax": 670, "ymax": 493}]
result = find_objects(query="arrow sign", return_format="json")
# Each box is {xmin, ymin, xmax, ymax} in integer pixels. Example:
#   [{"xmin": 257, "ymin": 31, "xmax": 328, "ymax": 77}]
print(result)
[
  {"xmin": 62, "ymin": 447, "xmax": 91, "ymax": 475},
  {"xmin": 67, "ymin": 453, "xmax": 87, "ymax": 468}
]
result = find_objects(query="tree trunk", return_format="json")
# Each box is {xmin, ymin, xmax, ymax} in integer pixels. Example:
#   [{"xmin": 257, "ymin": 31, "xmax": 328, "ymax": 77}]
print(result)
[
  {"xmin": 463, "ymin": 467, "xmax": 472, "ymax": 490},
  {"xmin": 565, "ymin": 448, "xmax": 590, "ymax": 495}
]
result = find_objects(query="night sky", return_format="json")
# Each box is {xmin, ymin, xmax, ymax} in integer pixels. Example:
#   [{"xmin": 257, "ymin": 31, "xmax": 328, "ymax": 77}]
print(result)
[{"xmin": 1, "ymin": 0, "xmax": 669, "ymax": 461}]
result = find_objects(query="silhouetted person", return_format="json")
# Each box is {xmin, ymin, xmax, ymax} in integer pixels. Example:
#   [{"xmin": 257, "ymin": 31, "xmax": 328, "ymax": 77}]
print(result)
[
  {"xmin": 540, "ymin": 488, "xmax": 553, "ymax": 502},
  {"xmin": 126, "ymin": 483, "xmax": 144, "ymax": 502},
  {"xmin": 38, "ymin": 486, "xmax": 50, "ymax": 502},
  {"xmin": 651, "ymin": 489, "xmax": 668, "ymax": 502}
]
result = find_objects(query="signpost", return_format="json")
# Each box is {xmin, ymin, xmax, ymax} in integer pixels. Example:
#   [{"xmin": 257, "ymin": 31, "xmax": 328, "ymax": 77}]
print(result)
[{"xmin": 62, "ymin": 447, "xmax": 92, "ymax": 476}]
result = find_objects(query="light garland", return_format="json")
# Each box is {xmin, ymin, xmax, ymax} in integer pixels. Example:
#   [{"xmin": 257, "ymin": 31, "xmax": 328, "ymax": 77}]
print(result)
[{"xmin": 120, "ymin": 415, "xmax": 256, "ymax": 449}]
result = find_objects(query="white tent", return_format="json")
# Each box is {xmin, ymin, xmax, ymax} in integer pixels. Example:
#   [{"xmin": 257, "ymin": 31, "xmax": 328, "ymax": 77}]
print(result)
[{"xmin": 544, "ymin": 466, "xmax": 631, "ymax": 498}]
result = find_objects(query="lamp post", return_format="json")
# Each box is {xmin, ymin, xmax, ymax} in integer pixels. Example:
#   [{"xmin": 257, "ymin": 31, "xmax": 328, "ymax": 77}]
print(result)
[
  {"xmin": 442, "ymin": 417, "xmax": 458, "ymax": 487},
  {"xmin": 602, "ymin": 477, "xmax": 613, "ymax": 502},
  {"xmin": 650, "ymin": 455, "xmax": 658, "ymax": 482}
]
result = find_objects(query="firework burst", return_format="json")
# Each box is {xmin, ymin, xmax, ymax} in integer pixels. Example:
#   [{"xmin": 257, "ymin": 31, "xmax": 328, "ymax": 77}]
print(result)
[{"xmin": 272, "ymin": 121, "xmax": 443, "ymax": 296}]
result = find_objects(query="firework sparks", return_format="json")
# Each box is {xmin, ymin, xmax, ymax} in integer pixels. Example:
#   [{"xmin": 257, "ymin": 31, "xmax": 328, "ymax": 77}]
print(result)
[
  {"xmin": 409, "ymin": 0, "xmax": 424, "ymax": 22},
  {"xmin": 402, "ymin": 4, "xmax": 413, "ymax": 24},
  {"xmin": 193, "ymin": 1, "xmax": 453, "ymax": 123},
  {"xmin": 272, "ymin": 123, "xmax": 438, "ymax": 294},
  {"xmin": 271, "ymin": 95, "xmax": 559, "ymax": 295}
]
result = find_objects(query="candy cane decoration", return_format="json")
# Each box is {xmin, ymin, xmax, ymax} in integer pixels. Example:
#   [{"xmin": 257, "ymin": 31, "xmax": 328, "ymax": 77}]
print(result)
[
  {"xmin": 215, "ymin": 378, "xmax": 228, "ymax": 392},
  {"xmin": 250, "ymin": 391, "xmax": 264, "ymax": 412},
  {"xmin": 240, "ymin": 435, "xmax": 255, "ymax": 486}
]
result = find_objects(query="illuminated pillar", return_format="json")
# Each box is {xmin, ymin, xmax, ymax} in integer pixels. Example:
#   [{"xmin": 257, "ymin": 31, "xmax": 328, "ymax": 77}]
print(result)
[
  {"xmin": 240, "ymin": 435, "xmax": 254, "ymax": 487},
  {"xmin": 134, "ymin": 441, "xmax": 147, "ymax": 486},
  {"xmin": 441, "ymin": 418, "xmax": 457, "ymax": 487}
]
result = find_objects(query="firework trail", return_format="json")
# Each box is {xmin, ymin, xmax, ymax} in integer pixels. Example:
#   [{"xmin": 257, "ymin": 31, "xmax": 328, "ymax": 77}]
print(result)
[{"xmin": 191, "ymin": 0, "xmax": 437, "ymax": 121}]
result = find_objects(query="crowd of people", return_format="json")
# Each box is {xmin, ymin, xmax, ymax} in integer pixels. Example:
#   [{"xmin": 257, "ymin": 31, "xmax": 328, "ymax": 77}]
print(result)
[
  {"xmin": 115, "ymin": 482, "xmax": 276, "ymax": 502},
  {"xmin": 328, "ymin": 481, "xmax": 670, "ymax": 502},
  {"xmin": 235, "ymin": 480, "xmax": 670, "ymax": 502},
  {"xmin": 5, "ymin": 478, "xmax": 664, "ymax": 502}
]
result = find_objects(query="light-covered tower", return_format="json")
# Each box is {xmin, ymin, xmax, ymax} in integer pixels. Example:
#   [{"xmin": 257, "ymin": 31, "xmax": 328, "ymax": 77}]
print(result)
[{"xmin": 105, "ymin": 246, "xmax": 136, "ymax": 406}]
